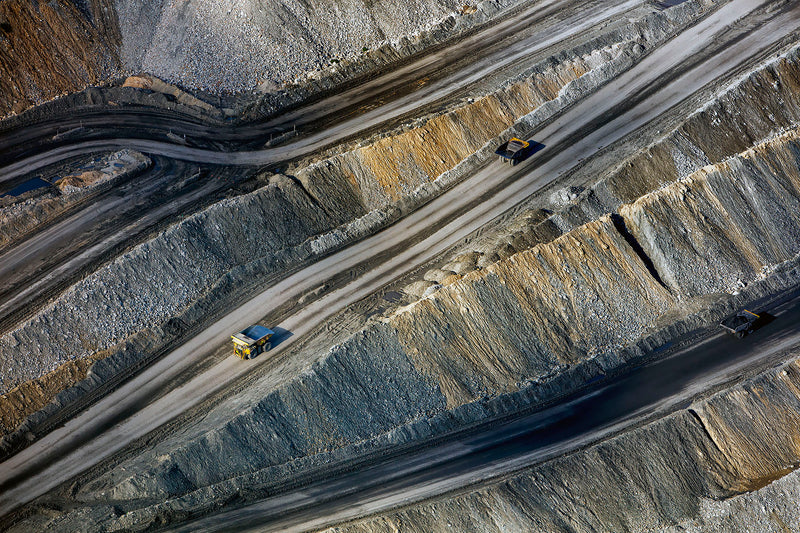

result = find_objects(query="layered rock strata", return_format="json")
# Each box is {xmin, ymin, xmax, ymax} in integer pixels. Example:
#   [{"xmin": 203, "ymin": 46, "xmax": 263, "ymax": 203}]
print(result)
[
  {"xmin": 0, "ymin": 150, "xmax": 151, "ymax": 251},
  {"xmin": 0, "ymin": 18, "xmax": 637, "ymax": 434},
  {"xmin": 325, "ymin": 348, "xmax": 800, "ymax": 533},
  {"xmin": 0, "ymin": 174, "xmax": 337, "ymax": 398},
  {"xmin": 75, "ymin": 126, "xmax": 800, "ymax": 519},
  {"xmin": 0, "ymin": 0, "xmax": 121, "ymax": 116}
]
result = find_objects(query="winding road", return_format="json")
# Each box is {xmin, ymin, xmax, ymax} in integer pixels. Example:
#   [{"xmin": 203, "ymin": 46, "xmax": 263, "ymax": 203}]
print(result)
[{"xmin": 0, "ymin": 0, "xmax": 798, "ymax": 529}]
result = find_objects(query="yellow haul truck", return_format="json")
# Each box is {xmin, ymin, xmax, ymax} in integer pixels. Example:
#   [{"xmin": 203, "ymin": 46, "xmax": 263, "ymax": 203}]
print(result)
[{"xmin": 232, "ymin": 325, "xmax": 275, "ymax": 359}]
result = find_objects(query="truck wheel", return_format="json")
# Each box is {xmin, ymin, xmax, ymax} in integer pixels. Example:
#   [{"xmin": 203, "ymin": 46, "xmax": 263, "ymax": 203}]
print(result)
[{"xmin": 511, "ymin": 159, "xmax": 518, "ymax": 166}]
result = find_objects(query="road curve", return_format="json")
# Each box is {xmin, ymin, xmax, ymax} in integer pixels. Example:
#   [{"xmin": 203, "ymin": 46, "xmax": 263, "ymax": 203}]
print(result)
[
  {"xmin": 0, "ymin": 0, "xmax": 794, "ymax": 520},
  {"xmin": 0, "ymin": 0, "xmax": 641, "ymax": 186}
]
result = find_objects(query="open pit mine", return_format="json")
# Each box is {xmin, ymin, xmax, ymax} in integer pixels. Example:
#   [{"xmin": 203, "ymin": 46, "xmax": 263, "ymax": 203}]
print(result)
[{"xmin": 3, "ymin": 0, "xmax": 800, "ymax": 531}]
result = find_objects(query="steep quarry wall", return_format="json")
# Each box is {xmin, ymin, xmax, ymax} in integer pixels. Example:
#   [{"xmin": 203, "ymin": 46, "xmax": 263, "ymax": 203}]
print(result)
[
  {"xmin": 0, "ymin": 17, "xmax": 641, "ymax": 437},
  {"xmin": 600, "ymin": 52, "xmax": 800, "ymax": 204},
  {"xmin": 77, "ymin": 127, "xmax": 800, "ymax": 516},
  {"xmin": 0, "ymin": 0, "xmax": 121, "ymax": 116},
  {"xmin": 115, "ymin": 0, "xmax": 467, "ymax": 93},
  {"xmin": 0, "ymin": 150, "xmax": 151, "ymax": 251},
  {"xmin": 462, "ymin": 46, "xmax": 800, "ymax": 272},
  {"xmin": 297, "ymin": 44, "xmax": 625, "ymax": 211},
  {"xmin": 0, "ymin": 175, "xmax": 337, "ymax": 400},
  {"xmin": 327, "ymin": 351, "xmax": 800, "ymax": 533},
  {"xmin": 621, "ymin": 139, "xmax": 800, "ymax": 298}
]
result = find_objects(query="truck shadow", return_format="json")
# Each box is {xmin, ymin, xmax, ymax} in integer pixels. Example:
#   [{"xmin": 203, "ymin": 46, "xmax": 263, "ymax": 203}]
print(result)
[
  {"xmin": 752, "ymin": 311, "xmax": 776, "ymax": 331},
  {"xmin": 520, "ymin": 140, "xmax": 546, "ymax": 161},
  {"xmin": 270, "ymin": 327, "xmax": 293, "ymax": 347}
]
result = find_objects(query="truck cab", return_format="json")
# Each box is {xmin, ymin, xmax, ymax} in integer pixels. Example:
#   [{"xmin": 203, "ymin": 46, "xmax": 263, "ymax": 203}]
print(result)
[{"xmin": 232, "ymin": 325, "xmax": 275, "ymax": 359}]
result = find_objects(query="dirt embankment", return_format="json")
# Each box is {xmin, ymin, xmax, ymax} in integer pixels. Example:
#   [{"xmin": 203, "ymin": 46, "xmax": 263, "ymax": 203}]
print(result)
[
  {"xmin": 297, "ymin": 44, "xmax": 624, "ymax": 212},
  {"xmin": 0, "ymin": 150, "xmax": 150, "ymax": 251},
  {"xmin": 0, "ymin": 174, "xmax": 339, "ymax": 407},
  {"xmin": 71, "ymin": 124, "xmax": 800, "ymax": 527},
  {"xmin": 0, "ymin": 0, "xmax": 121, "ymax": 116},
  {"xmin": 444, "ymin": 46, "xmax": 800, "ymax": 278}
]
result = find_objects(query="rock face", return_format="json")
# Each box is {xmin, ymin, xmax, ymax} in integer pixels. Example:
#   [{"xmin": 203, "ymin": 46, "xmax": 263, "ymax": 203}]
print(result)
[
  {"xmin": 599, "ymin": 53, "xmax": 800, "ymax": 204},
  {"xmin": 621, "ymin": 139, "xmax": 800, "ymax": 299},
  {"xmin": 297, "ymin": 43, "xmax": 628, "ymax": 212},
  {"xmin": 0, "ymin": 0, "xmax": 121, "ymax": 116},
  {"xmin": 477, "ymin": 47, "xmax": 800, "ymax": 271},
  {"xmin": 74, "ymin": 121, "xmax": 800, "ymax": 520},
  {"xmin": 0, "ymin": 19, "xmax": 634, "ymax": 425},
  {"xmin": 115, "ymin": 0, "xmax": 466, "ymax": 93},
  {"xmin": 0, "ymin": 175, "xmax": 335, "ymax": 396},
  {"xmin": 326, "ymin": 353, "xmax": 800, "ymax": 533},
  {"xmin": 391, "ymin": 216, "xmax": 675, "ymax": 407},
  {"xmin": 0, "ymin": 150, "xmax": 151, "ymax": 250}
]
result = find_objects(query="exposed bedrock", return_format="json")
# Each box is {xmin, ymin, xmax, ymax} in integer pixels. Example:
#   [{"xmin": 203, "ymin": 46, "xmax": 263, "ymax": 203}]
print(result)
[
  {"xmin": 298, "ymin": 43, "xmax": 625, "ymax": 212},
  {"xmin": 621, "ymin": 138, "xmax": 800, "ymax": 299},
  {"xmin": 294, "ymin": 0, "xmax": 722, "ymax": 213},
  {"xmin": 470, "ymin": 46, "xmax": 800, "ymax": 268},
  {"xmin": 76, "ymin": 125, "xmax": 800, "ymax": 515},
  {"xmin": 599, "ymin": 50, "xmax": 800, "ymax": 205},
  {"xmin": 115, "ymin": 0, "xmax": 468, "ymax": 93},
  {"xmin": 326, "ymin": 352, "xmax": 800, "ymax": 533},
  {"xmin": 0, "ymin": 175, "xmax": 337, "ymax": 399},
  {"xmin": 0, "ymin": 16, "xmax": 640, "ymax": 434}
]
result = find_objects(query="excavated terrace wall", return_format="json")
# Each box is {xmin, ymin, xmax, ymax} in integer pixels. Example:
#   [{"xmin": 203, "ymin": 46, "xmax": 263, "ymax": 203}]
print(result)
[
  {"xmin": 326, "ymin": 350, "xmax": 800, "ymax": 533},
  {"xmin": 0, "ymin": 11, "xmax": 647, "ymax": 437},
  {"xmin": 294, "ymin": 0, "xmax": 723, "ymax": 214},
  {"xmin": 76, "ymin": 126, "xmax": 800, "ymax": 517},
  {"xmin": 297, "ymin": 44, "xmax": 622, "ymax": 212},
  {"xmin": 600, "ymin": 54, "xmax": 800, "ymax": 204},
  {"xmin": 462, "ymin": 45, "xmax": 800, "ymax": 273},
  {"xmin": 0, "ymin": 175, "xmax": 337, "ymax": 400}
]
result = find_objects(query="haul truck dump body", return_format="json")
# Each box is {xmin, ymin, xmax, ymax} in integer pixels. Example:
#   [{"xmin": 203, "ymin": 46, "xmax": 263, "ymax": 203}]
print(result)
[
  {"xmin": 495, "ymin": 138, "xmax": 545, "ymax": 165},
  {"xmin": 720, "ymin": 310, "xmax": 759, "ymax": 338},
  {"xmin": 495, "ymin": 138, "xmax": 530, "ymax": 165},
  {"xmin": 232, "ymin": 325, "xmax": 275, "ymax": 359}
]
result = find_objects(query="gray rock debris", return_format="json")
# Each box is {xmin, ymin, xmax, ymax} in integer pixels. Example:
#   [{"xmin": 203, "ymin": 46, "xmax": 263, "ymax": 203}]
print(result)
[{"xmin": 115, "ymin": 0, "xmax": 468, "ymax": 93}]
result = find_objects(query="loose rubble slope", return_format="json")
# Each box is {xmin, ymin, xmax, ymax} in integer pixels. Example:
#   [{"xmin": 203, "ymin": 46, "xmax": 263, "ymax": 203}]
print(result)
[
  {"xmin": 75, "ymin": 125, "xmax": 800, "ymax": 519},
  {"xmin": 326, "ymin": 347, "xmax": 800, "ymax": 533}
]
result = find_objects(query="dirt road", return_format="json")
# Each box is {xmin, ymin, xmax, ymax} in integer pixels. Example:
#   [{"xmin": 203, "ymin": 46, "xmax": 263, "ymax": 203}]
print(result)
[
  {"xmin": 0, "ymin": 0, "xmax": 796, "ymax": 522},
  {"xmin": 178, "ymin": 293, "xmax": 800, "ymax": 532}
]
